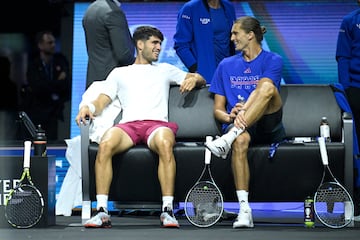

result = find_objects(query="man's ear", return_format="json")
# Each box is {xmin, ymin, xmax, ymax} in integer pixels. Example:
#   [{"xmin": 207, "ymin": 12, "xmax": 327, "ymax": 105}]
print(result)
[
  {"xmin": 248, "ymin": 31, "xmax": 254, "ymax": 41},
  {"xmin": 136, "ymin": 40, "xmax": 144, "ymax": 51}
]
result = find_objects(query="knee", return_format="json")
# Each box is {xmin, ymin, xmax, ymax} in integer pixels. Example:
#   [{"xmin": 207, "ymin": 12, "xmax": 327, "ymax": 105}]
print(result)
[
  {"xmin": 233, "ymin": 134, "xmax": 250, "ymax": 152},
  {"xmin": 155, "ymin": 137, "xmax": 176, "ymax": 164},
  {"xmin": 97, "ymin": 139, "xmax": 114, "ymax": 158},
  {"xmin": 157, "ymin": 137, "xmax": 175, "ymax": 152},
  {"xmin": 258, "ymin": 80, "xmax": 277, "ymax": 99}
]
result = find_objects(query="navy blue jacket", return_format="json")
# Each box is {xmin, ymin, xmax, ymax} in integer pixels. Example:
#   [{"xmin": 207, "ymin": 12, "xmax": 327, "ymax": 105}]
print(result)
[
  {"xmin": 336, "ymin": 8, "xmax": 360, "ymax": 89},
  {"xmin": 173, "ymin": 0, "xmax": 236, "ymax": 83},
  {"xmin": 331, "ymin": 83, "xmax": 360, "ymax": 187}
]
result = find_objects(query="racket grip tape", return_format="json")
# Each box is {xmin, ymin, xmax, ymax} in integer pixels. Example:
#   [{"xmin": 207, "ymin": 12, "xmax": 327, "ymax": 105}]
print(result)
[
  {"xmin": 24, "ymin": 141, "xmax": 32, "ymax": 169},
  {"xmin": 205, "ymin": 136, "xmax": 213, "ymax": 164},
  {"xmin": 318, "ymin": 137, "xmax": 329, "ymax": 165}
]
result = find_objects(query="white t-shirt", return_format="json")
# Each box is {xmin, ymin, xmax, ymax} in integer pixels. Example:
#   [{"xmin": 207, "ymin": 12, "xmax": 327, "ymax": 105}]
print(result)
[{"xmin": 102, "ymin": 63, "xmax": 187, "ymax": 123}]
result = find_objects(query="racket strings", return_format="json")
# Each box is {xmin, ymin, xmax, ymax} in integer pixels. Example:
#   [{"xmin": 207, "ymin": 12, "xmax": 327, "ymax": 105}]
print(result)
[
  {"xmin": 5, "ymin": 185, "xmax": 43, "ymax": 228},
  {"xmin": 315, "ymin": 183, "xmax": 353, "ymax": 228},
  {"xmin": 185, "ymin": 182, "xmax": 223, "ymax": 227}
]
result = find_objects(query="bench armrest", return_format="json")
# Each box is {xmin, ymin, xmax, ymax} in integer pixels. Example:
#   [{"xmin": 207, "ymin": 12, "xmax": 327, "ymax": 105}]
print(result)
[
  {"xmin": 342, "ymin": 112, "xmax": 354, "ymax": 198},
  {"xmin": 80, "ymin": 118, "xmax": 91, "ymax": 223}
]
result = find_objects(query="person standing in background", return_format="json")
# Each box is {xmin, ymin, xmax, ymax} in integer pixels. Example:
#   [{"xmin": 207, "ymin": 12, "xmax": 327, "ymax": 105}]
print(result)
[
  {"xmin": 25, "ymin": 30, "xmax": 71, "ymax": 141},
  {"xmin": 336, "ymin": 0, "xmax": 360, "ymax": 220},
  {"xmin": 173, "ymin": 0, "xmax": 236, "ymax": 84},
  {"xmin": 83, "ymin": 0, "xmax": 135, "ymax": 88}
]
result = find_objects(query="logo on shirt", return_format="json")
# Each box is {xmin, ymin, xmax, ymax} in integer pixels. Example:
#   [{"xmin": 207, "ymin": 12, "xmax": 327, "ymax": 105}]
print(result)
[
  {"xmin": 230, "ymin": 75, "xmax": 259, "ymax": 89},
  {"xmin": 238, "ymin": 95, "xmax": 245, "ymax": 103},
  {"xmin": 244, "ymin": 67, "xmax": 251, "ymax": 74},
  {"xmin": 182, "ymin": 14, "xmax": 190, "ymax": 20},
  {"xmin": 200, "ymin": 18, "xmax": 211, "ymax": 25}
]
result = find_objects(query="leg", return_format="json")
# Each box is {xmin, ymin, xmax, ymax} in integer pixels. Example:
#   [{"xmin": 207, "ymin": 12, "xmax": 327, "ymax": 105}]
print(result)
[
  {"xmin": 148, "ymin": 127, "xmax": 176, "ymax": 203},
  {"xmin": 95, "ymin": 127, "xmax": 134, "ymax": 197},
  {"xmin": 206, "ymin": 78, "xmax": 282, "ymax": 159},
  {"xmin": 231, "ymin": 132, "xmax": 254, "ymax": 228},
  {"xmin": 148, "ymin": 127, "xmax": 179, "ymax": 228},
  {"xmin": 239, "ymin": 78, "xmax": 283, "ymax": 126},
  {"xmin": 345, "ymin": 87, "xmax": 360, "ymax": 217},
  {"xmin": 231, "ymin": 132, "xmax": 251, "ymax": 192},
  {"xmin": 84, "ymin": 126, "xmax": 133, "ymax": 228}
]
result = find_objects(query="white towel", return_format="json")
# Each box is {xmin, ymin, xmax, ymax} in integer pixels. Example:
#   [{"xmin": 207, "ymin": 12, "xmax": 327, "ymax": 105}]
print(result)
[
  {"xmin": 56, "ymin": 81, "xmax": 121, "ymax": 216},
  {"xmin": 79, "ymin": 81, "xmax": 122, "ymax": 143}
]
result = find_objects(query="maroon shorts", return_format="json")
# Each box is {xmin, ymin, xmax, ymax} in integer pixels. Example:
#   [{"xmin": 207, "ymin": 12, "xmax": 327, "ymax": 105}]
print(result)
[{"xmin": 114, "ymin": 120, "xmax": 178, "ymax": 145}]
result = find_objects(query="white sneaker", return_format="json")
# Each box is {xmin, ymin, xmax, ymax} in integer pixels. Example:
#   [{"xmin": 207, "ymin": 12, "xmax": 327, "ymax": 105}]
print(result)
[
  {"xmin": 160, "ymin": 207, "xmax": 179, "ymax": 228},
  {"xmin": 233, "ymin": 208, "xmax": 254, "ymax": 228},
  {"xmin": 84, "ymin": 207, "xmax": 111, "ymax": 228},
  {"xmin": 205, "ymin": 136, "xmax": 231, "ymax": 159}
]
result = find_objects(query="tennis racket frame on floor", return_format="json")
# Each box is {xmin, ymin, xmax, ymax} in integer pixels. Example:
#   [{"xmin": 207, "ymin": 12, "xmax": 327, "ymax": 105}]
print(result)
[
  {"xmin": 184, "ymin": 136, "xmax": 224, "ymax": 228},
  {"xmin": 314, "ymin": 137, "xmax": 354, "ymax": 229}
]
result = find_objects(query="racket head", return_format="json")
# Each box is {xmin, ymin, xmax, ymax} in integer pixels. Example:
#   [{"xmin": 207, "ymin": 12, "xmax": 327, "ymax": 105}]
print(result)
[
  {"xmin": 314, "ymin": 181, "xmax": 354, "ymax": 229},
  {"xmin": 5, "ymin": 183, "xmax": 44, "ymax": 228},
  {"xmin": 184, "ymin": 181, "xmax": 224, "ymax": 228}
]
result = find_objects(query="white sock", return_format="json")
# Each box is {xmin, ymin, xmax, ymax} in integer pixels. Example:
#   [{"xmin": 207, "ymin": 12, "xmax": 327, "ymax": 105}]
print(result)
[
  {"xmin": 96, "ymin": 194, "xmax": 109, "ymax": 211},
  {"xmin": 236, "ymin": 190, "xmax": 250, "ymax": 211},
  {"xmin": 223, "ymin": 127, "xmax": 244, "ymax": 144},
  {"xmin": 162, "ymin": 196, "xmax": 174, "ymax": 211}
]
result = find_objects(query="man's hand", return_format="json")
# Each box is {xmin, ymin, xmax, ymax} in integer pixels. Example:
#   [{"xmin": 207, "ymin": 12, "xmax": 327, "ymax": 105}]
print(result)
[
  {"xmin": 234, "ymin": 109, "xmax": 247, "ymax": 130},
  {"xmin": 75, "ymin": 94, "xmax": 111, "ymax": 125},
  {"xmin": 179, "ymin": 76, "xmax": 197, "ymax": 94},
  {"xmin": 180, "ymin": 73, "xmax": 205, "ymax": 94},
  {"xmin": 229, "ymin": 102, "xmax": 245, "ymax": 120},
  {"xmin": 75, "ymin": 105, "xmax": 95, "ymax": 126}
]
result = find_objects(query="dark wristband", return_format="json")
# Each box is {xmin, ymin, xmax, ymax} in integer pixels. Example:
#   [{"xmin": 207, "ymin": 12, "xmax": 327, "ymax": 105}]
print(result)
[{"xmin": 189, "ymin": 63, "xmax": 198, "ymax": 73}]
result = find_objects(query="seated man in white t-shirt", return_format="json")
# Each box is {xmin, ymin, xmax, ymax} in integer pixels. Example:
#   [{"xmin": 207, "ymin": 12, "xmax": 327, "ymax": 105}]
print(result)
[{"xmin": 76, "ymin": 26, "xmax": 206, "ymax": 229}]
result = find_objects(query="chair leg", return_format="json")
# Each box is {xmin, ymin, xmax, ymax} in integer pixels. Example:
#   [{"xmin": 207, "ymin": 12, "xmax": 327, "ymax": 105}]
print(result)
[{"xmin": 81, "ymin": 200, "xmax": 92, "ymax": 224}]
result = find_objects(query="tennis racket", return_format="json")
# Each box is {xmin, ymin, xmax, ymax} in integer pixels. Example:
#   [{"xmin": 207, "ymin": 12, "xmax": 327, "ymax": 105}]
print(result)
[
  {"xmin": 184, "ymin": 136, "xmax": 224, "ymax": 228},
  {"xmin": 314, "ymin": 137, "xmax": 354, "ymax": 228},
  {"xmin": 4, "ymin": 140, "xmax": 44, "ymax": 228}
]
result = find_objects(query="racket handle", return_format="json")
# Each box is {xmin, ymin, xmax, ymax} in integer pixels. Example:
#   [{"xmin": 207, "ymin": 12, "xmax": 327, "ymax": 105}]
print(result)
[
  {"xmin": 205, "ymin": 136, "xmax": 213, "ymax": 164},
  {"xmin": 318, "ymin": 136, "xmax": 329, "ymax": 166},
  {"xmin": 24, "ymin": 140, "xmax": 32, "ymax": 168}
]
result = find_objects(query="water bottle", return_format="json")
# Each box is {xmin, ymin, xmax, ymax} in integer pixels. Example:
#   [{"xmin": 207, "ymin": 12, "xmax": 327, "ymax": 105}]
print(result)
[
  {"xmin": 33, "ymin": 124, "xmax": 47, "ymax": 157},
  {"xmin": 304, "ymin": 196, "xmax": 315, "ymax": 228},
  {"xmin": 319, "ymin": 116, "xmax": 331, "ymax": 142}
]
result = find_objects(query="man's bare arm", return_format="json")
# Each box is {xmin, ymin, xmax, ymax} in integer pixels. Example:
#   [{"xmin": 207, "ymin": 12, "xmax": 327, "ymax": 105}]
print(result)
[
  {"xmin": 75, "ymin": 93, "xmax": 112, "ymax": 125},
  {"xmin": 179, "ymin": 73, "xmax": 206, "ymax": 94}
]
